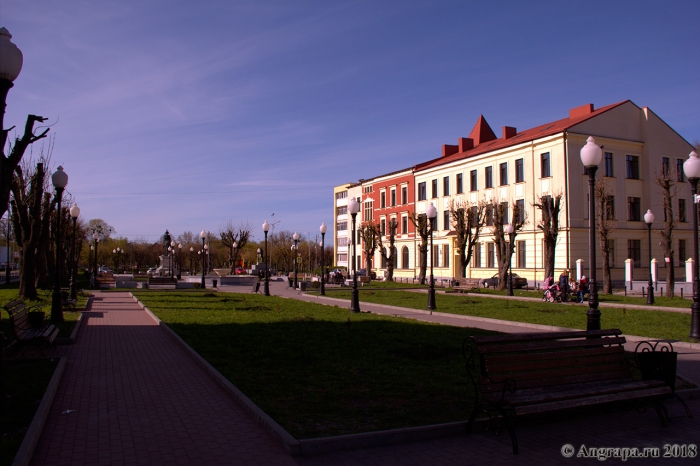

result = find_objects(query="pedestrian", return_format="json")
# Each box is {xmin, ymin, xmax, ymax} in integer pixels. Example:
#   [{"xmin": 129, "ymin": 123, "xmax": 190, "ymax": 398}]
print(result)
[
  {"xmin": 559, "ymin": 269, "xmax": 569, "ymax": 302},
  {"xmin": 578, "ymin": 276, "xmax": 589, "ymax": 303}
]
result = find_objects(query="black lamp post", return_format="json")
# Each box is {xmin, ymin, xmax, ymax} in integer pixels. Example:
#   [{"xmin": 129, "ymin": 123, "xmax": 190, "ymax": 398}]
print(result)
[
  {"xmin": 505, "ymin": 223, "xmax": 515, "ymax": 297},
  {"xmin": 189, "ymin": 246, "xmax": 194, "ymax": 275},
  {"xmin": 292, "ymin": 232, "xmax": 300, "ymax": 289},
  {"xmin": 348, "ymin": 197, "xmax": 361, "ymax": 312},
  {"xmin": 51, "ymin": 166, "xmax": 68, "ymax": 322},
  {"xmin": 426, "ymin": 202, "xmax": 437, "ymax": 312},
  {"xmin": 200, "ymin": 230, "xmax": 207, "ymax": 289},
  {"xmin": 580, "ymin": 137, "xmax": 603, "ymax": 331},
  {"xmin": 320, "ymin": 222, "xmax": 327, "ymax": 296},
  {"xmin": 0, "ymin": 28, "xmax": 23, "ymax": 222},
  {"xmin": 644, "ymin": 209, "xmax": 655, "ymax": 305},
  {"xmin": 92, "ymin": 231, "xmax": 99, "ymax": 287},
  {"xmin": 683, "ymin": 151, "xmax": 700, "ymax": 340},
  {"xmin": 262, "ymin": 220, "xmax": 271, "ymax": 296},
  {"xmin": 69, "ymin": 204, "xmax": 80, "ymax": 299},
  {"xmin": 5, "ymin": 214, "xmax": 11, "ymax": 285}
]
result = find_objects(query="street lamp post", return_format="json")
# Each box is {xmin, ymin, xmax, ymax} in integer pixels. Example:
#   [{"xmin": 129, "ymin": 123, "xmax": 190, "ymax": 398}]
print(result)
[
  {"xmin": 348, "ymin": 197, "xmax": 361, "ymax": 312},
  {"xmin": 5, "ymin": 213, "xmax": 11, "ymax": 285},
  {"xmin": 683, "ymin": 151, "xmax": 700, "ymax": 340},
  {"xmin": 644, "ymin": 209, "xmax": 655, "ymax": 305},
  {"xmin": 0, "ymin": 28, "xmax": 23, "ymax": 205},
  {"xmin": 505, "ymin": 223, "xmax": 515, "ymax": 297},
  {"xmin": 580, "ymin": 136, "xmax": 603, "ymax": 331},
  {"xmin": 189, "ymin": 246, "xmax": 194, "ymax": 275},
  {"xmin": 51, "ymin": 166, "xmax": 68, "ymax": 322},
  {"xmin": 232, "ymin": 241, "xmax": 237, "ymax": 272},
  {"xmin": 320, "ymin": 222, "xmax": 327, "ymax": 296},
  {"xmin": 426, "ymin": 202, "xmax": 437, "ymax": 312},
  {"xmin": 262, "ymin": 221, "xmax": 271, "ymax": 296},
  {"xmin": 292, "ymin": 232, "xmax": 300, "ymax": 289},
  {"xmin": 200, "ymin": 230, "xmax": 207, "ymax": 289},
  {"xmin": 69, "ymin": 203, "xmax": 80, "ymax": 300},
  {"xmin": 92, "ymin": 231, "xmax": 99, "ymax": 287}
]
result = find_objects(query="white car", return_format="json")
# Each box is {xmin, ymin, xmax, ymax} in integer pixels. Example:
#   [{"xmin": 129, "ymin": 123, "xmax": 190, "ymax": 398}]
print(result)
[{"xmin": 98, "ymin": 266, "xmax": 114, "ymax": 274}]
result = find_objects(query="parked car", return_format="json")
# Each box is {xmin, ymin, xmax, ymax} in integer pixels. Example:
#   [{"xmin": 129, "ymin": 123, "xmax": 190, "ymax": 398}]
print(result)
[
  {"xmin": 356, "ymin": 269, "xmax": 377, "ymax": 279},
  {"xmin": 98, "ymin": 266, "xmax": 114, "ymax": 274},
  {"xmin": 481, "ymin": 273, "xmax": 528, "ymax": 289},
  {"xmin": 234, "ymin": 267, "xmax": 246, "ymax": 275},
  {"xmin": 147, "ymin": 267, "xmax": 158, "ymax": 276}
]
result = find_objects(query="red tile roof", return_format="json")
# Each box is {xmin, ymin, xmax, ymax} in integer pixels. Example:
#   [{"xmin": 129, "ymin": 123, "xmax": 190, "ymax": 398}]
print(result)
[{"xmin": 415, "ymin": 101, "xmax": 629, "ymax": 172}]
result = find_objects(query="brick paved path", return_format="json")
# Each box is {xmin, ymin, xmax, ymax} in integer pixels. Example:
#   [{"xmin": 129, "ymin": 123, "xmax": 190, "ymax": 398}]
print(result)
[{"xmin": 32, "ymin": 292, "xmax": 297, "ymax": 466}]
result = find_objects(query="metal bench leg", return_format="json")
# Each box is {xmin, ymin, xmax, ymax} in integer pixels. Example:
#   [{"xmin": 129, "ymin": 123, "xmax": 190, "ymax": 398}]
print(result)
[
  {"xmin": 651, "ymin": 400, "xmax": 668, "ymax": 427},
  {"xmin": 674, "ymin": 394, "xmax": 693, "ymax": 418},
  {"xmin": 495, "ymin": 407, "xmax": 518, "ymax": 454}
]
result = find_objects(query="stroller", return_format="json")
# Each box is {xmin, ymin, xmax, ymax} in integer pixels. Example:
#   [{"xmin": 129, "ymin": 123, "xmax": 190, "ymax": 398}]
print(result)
[{"xmin": 542, "ymin": 276, "xmax": 561, "ymax": 303}]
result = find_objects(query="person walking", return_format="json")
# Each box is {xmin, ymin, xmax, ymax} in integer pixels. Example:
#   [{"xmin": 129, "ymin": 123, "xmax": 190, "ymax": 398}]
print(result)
[{"xmin": 559, "ymin": 269, "xmax": 570, "ymax": 302}]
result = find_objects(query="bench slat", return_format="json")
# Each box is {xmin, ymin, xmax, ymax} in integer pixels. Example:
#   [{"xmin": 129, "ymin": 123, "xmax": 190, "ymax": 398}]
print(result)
[
  {"xmin": 506, "ymin": 380, "xmax": 668, "ymax": 406},
  {"xmin": 480, "ymin": 368, "xmax": 631, "ymax": 393},
  {"xmin": 477, "ymin": 336, "xmax": 626, "ymax": 355},
  {"xmin": 471, "ymin": 329, "xmax": 622, "ymax": 345},
  {"xmin": 486, "ymin": 352, "xmax": 626, "ymax": 375},
  {"xmin": 483, "ymin": 345, "xmax": 623, "ymax": 367}
]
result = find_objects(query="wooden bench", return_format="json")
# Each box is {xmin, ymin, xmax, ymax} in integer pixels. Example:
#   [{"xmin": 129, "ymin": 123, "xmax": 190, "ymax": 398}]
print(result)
[
  {"xmin": 463, "ymin": 329, "xmax": 673, "ymax": 453},
  {"xmin": 453, "ymin": 278, "xmax": 481, "ymax": 293},
  {"xmin": 96, "ymin": 273, "xmax": 116, "ymax": 288},
  {"xmin": 3, "ymin": 299, "xmax": 59, "ymax": 357},
  {"xmin": 148, "ymin": 277, "xmax": 177, "ymax": 287}
]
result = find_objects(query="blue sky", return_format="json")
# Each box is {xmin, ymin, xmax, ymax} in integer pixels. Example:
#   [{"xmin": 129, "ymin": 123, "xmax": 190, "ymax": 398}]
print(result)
[{"xmin": 2, "ymin": 0, "xmax": 698, "ymax": 243}]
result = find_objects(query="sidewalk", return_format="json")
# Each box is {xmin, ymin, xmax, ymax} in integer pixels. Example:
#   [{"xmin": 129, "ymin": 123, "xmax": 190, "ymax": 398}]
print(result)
[{"xmin": 32, "ymin": 291, "xmax": 296, "ymax": 466}]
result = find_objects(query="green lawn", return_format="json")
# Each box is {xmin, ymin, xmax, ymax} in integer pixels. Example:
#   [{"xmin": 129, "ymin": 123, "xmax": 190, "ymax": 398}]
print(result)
[
  {"xmin": 323, "ymin": 288, "xmax": 694, "ymax": 342},
  {"xmin": 133, "ymin": 290, "xmax": 495, "ymax": 438}
]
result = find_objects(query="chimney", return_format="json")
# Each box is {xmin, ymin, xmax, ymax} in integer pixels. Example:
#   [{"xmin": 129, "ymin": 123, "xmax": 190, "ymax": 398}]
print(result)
[
  {"xmin": 569, "ymin": 103, "xmax": 594, "ymax": 119},
  {"xmin": 442, "ymin": 144, "xmax": 459, "ymax": 157},
  {"xmin": 502, "ymin": 126, "xmax": 517, "ymax": 139},
  {"xmin": 458, "ymin": 138, "xmax": 474, "ymax": 152}
]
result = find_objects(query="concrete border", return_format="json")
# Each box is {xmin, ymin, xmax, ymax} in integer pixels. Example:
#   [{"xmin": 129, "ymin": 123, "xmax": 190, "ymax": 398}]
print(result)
[
  {"xmin": 54, "ymin": 312, "xmax": 84, "ymax": 345},
  {"xmin": 11, "ymin": 357, "xmax": 66, "ymax": 466}
]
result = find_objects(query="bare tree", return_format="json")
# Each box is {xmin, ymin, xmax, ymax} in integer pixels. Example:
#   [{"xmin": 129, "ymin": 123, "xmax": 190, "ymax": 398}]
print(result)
[
  {"xmin": 534, "ymin": 192, "xmax": 562, "ymax": 280},
  {"xmin": 409, "ymin": 213, "xmax": 430, "ymax": 284},
  {"xmin": 594, "ymin": 178, "xmax": 616, "ymax": 294},
  {"xmin": 358, "ymin": 220, "xmax": 380, "ymax": 278},
  {"xmin": 449, "ymin": 199, "xmax": 487, "ymax": 278},
  {"xmin": 220, "ymin": 220, "xmax": 252, "ymax": 274},
  {"xmin": 655, "ymin": 168, "xmax": 678, "ymax": 297},
  {"xmin": 378, "ymin": 219, "xmax": 398, "ymax": 281},
  {"xmin": 491, "ymin": 200, "xmax": 526, "ymax": 289}
]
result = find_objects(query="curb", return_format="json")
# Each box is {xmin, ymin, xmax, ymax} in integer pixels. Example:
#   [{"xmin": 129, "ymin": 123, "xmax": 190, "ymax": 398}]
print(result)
[
  {"xmin": 54, "ymin": 312, "xmax": 84, "ymax": 345},
  {"xmin": 11, "ymin": 357, "xmax": 66, "ymax": 466}
]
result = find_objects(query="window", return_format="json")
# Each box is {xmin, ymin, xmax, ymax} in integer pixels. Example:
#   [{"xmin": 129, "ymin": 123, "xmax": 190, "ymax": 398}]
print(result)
[
  {"xmin": 338, "ymin": 237, "xmax": 348, "ymax": 246},
  {"xmin": 380, "ymin": 191, "xmax": 386, "ymax": 208},
  {"xmin": 337, "ymin": 206, "xmax": 347, "ymax": 215},
  {"xmin": 443, "ymin": 176, "xmax": 450, "ymax": 196},
  {"xmin": 679, "ymin": 198, "xmax": 687, "ymax": 222},
  {"xmin": 626, "ymin": 155, "xmax": 640, "ymax": 179},
  {"xmin": 402, "ymin": 246, "xmax": 409, "ymax": 269},
  {"xmin": 401, "ymin": 186, "xmax": 408, "ymax": 204},
  {"xmin": 517, "ymin": 241, "xmax": 526, "ymax": 268},
  {"xmin": 515, "ymin": 158, "xmax": 524, "ymax": 183},
  {"xmin": 337, "ymin": 253, "xmax": 347, "ymax": 262},
  {"xmin": 603, "ymin": 196, "xmax": 615, "ymax": 220},
  {"xmin": 487, "ymin": 243, "xmax": 495, "ymax": 268},
  {"xmin": 628, "ymin": 240, "xmax": 641, "ymax": 268},
  {"xmin": 432, "ymin": 245, "xmax": 439, "ymax": 267},
  {"xmin": 470, "ymin": 170, "xmax": 478, "ymax": 191},
  {"xmin": 474, "ymin": 243, "xmax": 482, "ymax": 268},
  {"xmin": 442, "ymin": 244, "xmax": 450, "ymax": 268},
  {"xmin": 337, "ymin": 221, "xmax": 347, "ymax": 231},
  {"xmin": 607, "ymin": 239, "xmax": 615, "ymax": 268},
  {"xmin": 418, "ymin": 182, "xmax": 427, "ymax": 201},
  {"xmin": 516, "ymin": 199, "xmax": 525, "ymax": 224},
  {"xmin": 627, "ymin": 197, "xmax": 641, "ymax": 221},
  {"xmin": 677, "ymin": 159, "xmax": 686, "ymax": 182},
  {"xmin": 443, "ymin": 210, "xmax": 450, "ymax": 231},
  {"xmin": 363, "ymin": 186, "xmax": 373, "ymax": 193},
  {"xmin": 390, "ymin": 189, "xmax": 396, "ymax": 207},
  {"xmin": 364, "ymin": 201, "xmax": 373, "ymax": 221},
  {"xmin": 604, "ymin": 152, "xmax": 614, "ymax": 177},
  {"xmin": 662, "ymin": 157, "xmax": 670, "ymax": 176},
  {"xmin": 679, "ymin": 239, "xmax": 687, "ymax": 266},
  {"xmin": 336, "ymin": 191, "xmax": 348, "ymax": 199},
  {"xmin": 431, "ymin": 179, "xmax": 438, "ymax": 198},
  {"xmin": 380, "ymin": 218, "xmax": 386, "ymax": 236},
  {"xmin": 381, "ymin": 248, "xmax": 387, "ymax": 268},
  {"xmin": 456, "ymin": 173, "xmax": 463, "ymax": 194},
  {"xmin": 541, "ymin": 152, "xmax": 551, "ymax": 178},
  {"xmin": 402, "ymin": 216, "xmax": 408, "ymax": 235},
  {"xmin": 499, "ymin": 162, "xmax": 508, "ymax": 186},
  {"xmin": 486, "ymin": 205, "xmax": 494, "ymax": 226},
  {"xmin": 485, "ymin": 166, "xmax": 493, "ymax": 188},
  {"xmin": 500, "ymin": 202, "xmax": 509, "ymax": 224}
]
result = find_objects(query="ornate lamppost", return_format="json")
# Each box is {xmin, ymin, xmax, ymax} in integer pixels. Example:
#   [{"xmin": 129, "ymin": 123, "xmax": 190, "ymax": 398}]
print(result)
[
  {"xmin": 292, "ymin": 232, "xmax": 300, "ymax": 289},
  {"xmin": 348, "ymin": 197, "xmax": 361, "ymax": 312},
  {"xmin": 426, "ymin": 202, "xmax": 437, "ymax": 312},
  {"xmin": 189, "ymin": 246, "xmax": 194, "ymax": 275},
  {"xmin": 69, "ymin": 204, "xmax": 80, "ymax": 298},
  {"xmin": 644, "ymin": 209, "xmax": 655, "ymax": 305},
  {"xmin": 320, "ymin": 222, "xmax": 327, "ymax": 296},
  {"xmin": 200, "ymin": 230, "xmax": 207, "ymax": 289},
  {"xmin": 580, "ymin": 136, "xmax": 603, "ymax": 330},
  {"xmin": 683, "ymin": 151, "xmax": 700, "ymax": 340},
  {"xmin": 0, "ymin": 28, "xmax": 23, "ymax": 215},
  {"xmin": 92, "ymin": 231, "xmax": 99, "ymax": 287},
  {"xmin": 505, "ymin": 223, "xmax": 515, "ymax": 297},
  {"xmin": 51, "ymin": 166, "xmax": 68, "ymax": 322},
  {"xmin": 262, "ymin": 220, "xmax": 271, "ymax": 296}
]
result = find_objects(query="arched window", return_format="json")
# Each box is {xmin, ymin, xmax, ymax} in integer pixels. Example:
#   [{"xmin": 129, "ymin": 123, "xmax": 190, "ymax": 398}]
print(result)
[{"xmin": 402, "ymin": 246, "xmax": 409, "ymax": 269}]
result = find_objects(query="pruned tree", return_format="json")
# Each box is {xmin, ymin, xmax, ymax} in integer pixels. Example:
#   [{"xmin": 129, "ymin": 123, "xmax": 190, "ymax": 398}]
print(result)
[
  {"xmin": 358, "ymin": 220, "xmax": 380, "ymax": 278},
  {"xmin": 449, "ymin": 198, "xmax": 487, "ymax": 278},
  {"xmin": 491, "ymin": 200, "xmax": 526, "ymax": 290},
  {"xmin": 220, "ymin": 220, "xmax": 252, "ymax": 274},
  {"xmin": 378, "ymin": 219, "xmax": 398, "ymax": 281},
  {"xmin": 409, "ymin": 213, "xmax": 430, "ymax": 284},
  {"xmin": 595, "ymin": 178, "xmax": 616, "ymax": 294},
  {"xmin": 655, "ymin": 168, "xmax": 678, "ymax": 298},
  {"xmin": 534, "ymin": 192, "xmax": 562, "ymax": 280}
]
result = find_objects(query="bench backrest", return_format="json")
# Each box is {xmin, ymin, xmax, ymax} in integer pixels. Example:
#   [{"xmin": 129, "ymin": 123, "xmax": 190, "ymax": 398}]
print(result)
[
  {"xmin": 4, "ymin": 300, "xmax": 39, "ymax": 338},
  {"xmin": 469, "ymin": 329, "xmax": 630, "ymax": 395}
]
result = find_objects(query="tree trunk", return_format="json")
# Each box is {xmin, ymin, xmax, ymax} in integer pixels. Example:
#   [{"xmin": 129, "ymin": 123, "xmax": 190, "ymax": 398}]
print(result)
[
  {"xmin": 543, "ymin": 237, "xmax": 555, "ymax": 280},
  {"xmin": 666, "ymin": 253, "xmax": 675, "ymax": 297},
  {"xmin": 417, "ymin": 243, "xmax": 427, "ymax": 284},
  {"xmin": 601, "ymin": 249, "xmax": 613, "ymax": 294}
]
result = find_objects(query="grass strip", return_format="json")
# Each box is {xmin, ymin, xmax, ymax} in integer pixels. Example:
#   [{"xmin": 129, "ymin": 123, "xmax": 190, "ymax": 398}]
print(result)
[{"xmin": 133, "ymin": 290, "xmax": 495, "ymax": 439}]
